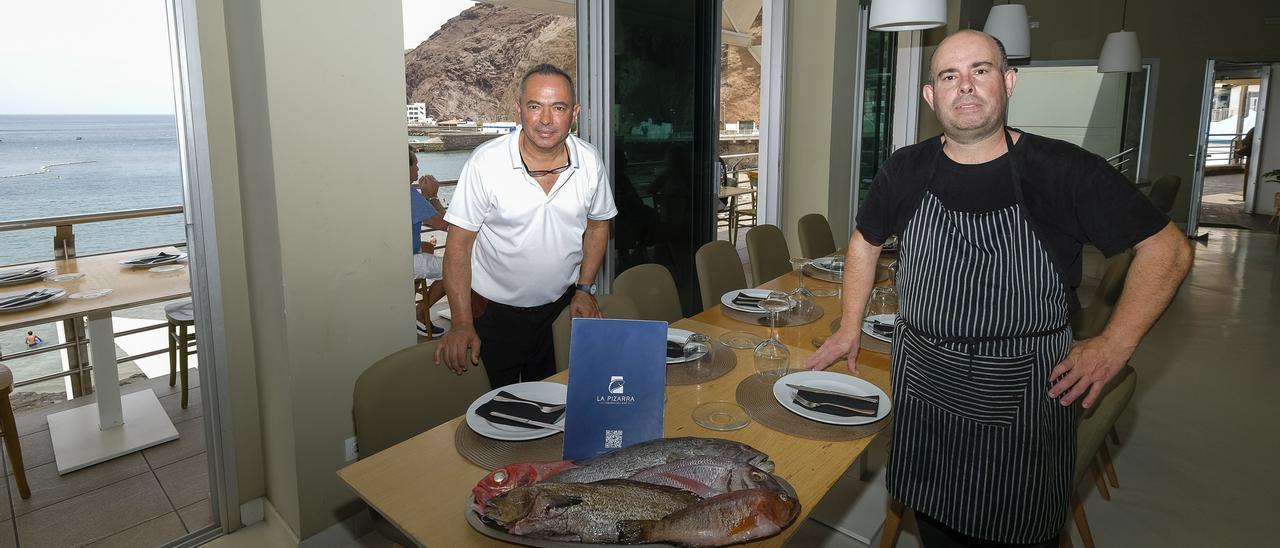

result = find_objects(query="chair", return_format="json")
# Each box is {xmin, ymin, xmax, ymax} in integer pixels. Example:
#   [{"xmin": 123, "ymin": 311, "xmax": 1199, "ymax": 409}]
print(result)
[
  {"xmin": 730, "ymin": 192, "xmax": 758, "ymax": 245},
  {"xmin": 1270, "ymin": 192, "xmax": 1280, "ymax": 229},
  {"xmin": 1065, "ymin": 366, "xmax": 1137, "ymax": 548},
  {"xmin": 165, "ymin": 300, "xmax": 196, "ymax": 409},
  {"xmin": 613, "ymin": 264, "xmax": 683, "ymax": 323},
  {"xmin": 552, "ymin": 294, "xmax": 642, "ymax": 372},
  {"xmin": 353, "ymin": 339, "xmax": 493, "ymax": 545},
  {"xmin": 1071, "ymin": 251, "xmax": 1135, "ymax": 340},
  {"xmin": 1144, "ymin": 175, "xmax": 1181, "ymax": 215},
  {"xmin": 0, "ymin": 365, "xmax": 30, "ymax": 499},
  {"xmin": 797, "ymin": 213, "xmax": 838, "ymax": 259},
  {"xmin": 746, "ymin": 224, "xmax": 792, "ymax": 285},
  {"xmin": 695, "ymin": 240, "xmax": 749, "ymax": 311}
]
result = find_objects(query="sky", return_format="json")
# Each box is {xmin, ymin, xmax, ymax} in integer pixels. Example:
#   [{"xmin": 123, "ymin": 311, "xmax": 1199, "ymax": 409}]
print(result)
[{"xmin": 0, "ymin": 0, "xmax": 475, "ymax": 115}]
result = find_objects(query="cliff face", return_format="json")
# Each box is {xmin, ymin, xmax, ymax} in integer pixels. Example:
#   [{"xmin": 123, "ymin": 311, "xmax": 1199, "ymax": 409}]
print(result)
[{"xmin": 405, "ymin": 3, "xmax": 760, "ymax": 125}]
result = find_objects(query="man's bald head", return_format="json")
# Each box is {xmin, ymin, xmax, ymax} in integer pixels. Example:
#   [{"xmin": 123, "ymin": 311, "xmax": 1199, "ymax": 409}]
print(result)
[{"xmin": 928, "ymin": 30, "xmax": 1010, "ymax": 85}]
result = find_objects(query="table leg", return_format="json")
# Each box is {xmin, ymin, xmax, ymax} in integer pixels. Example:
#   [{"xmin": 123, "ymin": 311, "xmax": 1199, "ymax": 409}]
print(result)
[{"xmin": 86, "ymin": 311, "xmax": 123, "ymax": 429}]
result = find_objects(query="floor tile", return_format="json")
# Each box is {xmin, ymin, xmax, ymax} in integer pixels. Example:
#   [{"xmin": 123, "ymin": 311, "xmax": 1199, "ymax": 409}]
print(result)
[
  {"xmin": 15, "ymin": 473, "xmax": 172, "ymax": 548},
  {"xmin": 142, "ymin": 416, "xmax": 205, "ymax": 469},
  {"xmin": 177, "ymin": 498, "xmax": 212, "ymax": 533},
  {"xmin": 8, "ymin": 453, "xmax": 150, "ymax": 517},
  {"xmin": 155, "ymin": 453, "xmax": 208, "ymax": 509},
  {"xmin": 83, "ymin": 512, "xmax": 186, "ymax": 548},
  {"xmin": 0, "ymin": 521, "xmax": 13, "ymax": 548},
  {"xmin": 158, "ymin": 385, "xmax": 203, "ymax": 425},
  {"xmin": 2, "ymin": 428, "xmax": 54, "ymax": 474},
  {"xmin": 0, "ymin": 466, "xmax": 10, "ymax": 522}
]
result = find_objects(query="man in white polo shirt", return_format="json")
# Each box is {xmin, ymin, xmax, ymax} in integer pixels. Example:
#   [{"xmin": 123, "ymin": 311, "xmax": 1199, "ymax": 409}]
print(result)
[{"xmin": 436, "ymin": 64, "xmax": 617, "ymax": 387}]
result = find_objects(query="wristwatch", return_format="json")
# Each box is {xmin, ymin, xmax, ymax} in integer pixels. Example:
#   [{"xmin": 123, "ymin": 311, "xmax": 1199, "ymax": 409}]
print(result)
[{"xmin": 573, "ymin": 283, "xmax": 597, "ymax": 295}]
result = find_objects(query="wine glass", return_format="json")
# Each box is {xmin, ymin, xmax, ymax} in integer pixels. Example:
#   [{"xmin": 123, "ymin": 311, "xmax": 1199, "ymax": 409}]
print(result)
[
  {"xmin": 789, "ymin": 258, "xmax": 813, "ymax": 295},
  {"xmin": 754, "ymin": 296, "xmax": 792, "ymax": 379}
]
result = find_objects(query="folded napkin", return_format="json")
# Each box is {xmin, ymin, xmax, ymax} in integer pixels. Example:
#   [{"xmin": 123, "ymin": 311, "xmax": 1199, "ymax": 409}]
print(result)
[
  {"xmin": 865, "ymin": 320, "xmax": 895, "ymax": 338},
  {"xmin": 475, "ymin": 391, "xmax": 565, "ymax": 430},
  {"xmin": 732, "ymin": 292, "xmax": 766, "ymax": 308},
  {"xmin": 0, "ymin": 268, "xmax": 47, "ymax": 281},
  {"xmin": 666, "ymin": 340, "xmax": 685, "ymax": 359},
  {"xmin": 793, "ymin": 387, "xmax": 879, "ymax": 417}
]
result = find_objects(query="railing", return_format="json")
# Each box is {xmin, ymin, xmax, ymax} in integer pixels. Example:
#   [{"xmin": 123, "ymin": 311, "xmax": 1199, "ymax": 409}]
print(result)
[
  {"xmin": 1105, "ymin": 147, "xmax": 1137, "ymax": 175},
  {"xmin": 1205, "ymin": 132, "xmax": 1249, "ymax": 167},
  {"xmin": 0, "ymin": 206, "xmax": 188, "ymax": 397}
]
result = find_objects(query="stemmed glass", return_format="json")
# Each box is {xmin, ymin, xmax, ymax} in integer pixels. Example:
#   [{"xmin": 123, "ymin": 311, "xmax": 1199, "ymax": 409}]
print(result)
[
  {"xmin": 795, "ymin": 256, "xmax": 839, "ymax": 298},
  {"xmin": 754, "ymin": 296, "xmax": 792, "ymax": 379}
]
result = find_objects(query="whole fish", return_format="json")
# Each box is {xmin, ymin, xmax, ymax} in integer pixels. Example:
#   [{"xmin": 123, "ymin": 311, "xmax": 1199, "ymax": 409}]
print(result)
[
  {"xmin": 472, "ymin": 460, "xmax": 576, "ymax": 513},
  {"xmin": 627, "ymin": 456, "xmax": 784, "ymax": 498},
  {"xmin": 617, "ymin": 487, "xmax": 801, "ymax": 547},
  {"xmin": 545, "ymin": 437, "xmax": 774, "ymax": 484},
  {"xmin": 483, "ymin": 479, "xmax": 701, "ymax": 543}
]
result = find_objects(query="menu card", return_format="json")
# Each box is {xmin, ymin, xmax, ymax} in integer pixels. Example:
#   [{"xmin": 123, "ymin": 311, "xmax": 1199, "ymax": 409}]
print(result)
[{"xmin": 562, "ymin": 318, "xmax": 667, "ymax": 460}]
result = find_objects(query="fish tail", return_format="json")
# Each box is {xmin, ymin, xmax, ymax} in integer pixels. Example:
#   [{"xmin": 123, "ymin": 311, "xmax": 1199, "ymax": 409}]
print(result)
[{"xmin": 616, "ymin": 519, "xmax": 659, "ymax": 543}]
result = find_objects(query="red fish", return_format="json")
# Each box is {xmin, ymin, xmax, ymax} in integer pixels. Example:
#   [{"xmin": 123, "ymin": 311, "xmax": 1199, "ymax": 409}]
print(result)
[
  {"xmin": 471, "ymin": 460, "xmax": 577, "ymax": 512},
  {"xmin": 617, "ymin": 488, "xmax": 801, "ymax": 547}
]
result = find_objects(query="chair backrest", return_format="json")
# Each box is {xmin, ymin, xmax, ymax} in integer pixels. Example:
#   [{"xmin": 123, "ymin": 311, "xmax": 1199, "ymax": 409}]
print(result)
[
  {"xmin": 1071, "ymin": 251, "xmax": 1135, "ymax": 340},
  {"xmin": 695, "ymin": 240, "xmax": 749, "ymax": 311},
  {"xmin": 797, "ymin": 213, "xmax": 837, "ymax": 259},
  {"xmin": 552, "ymin": 293, "xmax": 642, "ymax": 372},
  {"xmin": 1145, "ymin": 174, "xmax": 1181, "ymax": 215},
  {"xmin": 746, "ymin": 224, "xmax": 792, "ymax": 285},
  {"xmin": 1074, "ymin": 366, "xmax": 1137, "ymax": 485},
  {"xmin": 612, "ymin": 263, "xmax": 683, "ymax": 323},
  {"xmin": 353, "ymin": 339, "xmax": 492, "ymax": 458}
]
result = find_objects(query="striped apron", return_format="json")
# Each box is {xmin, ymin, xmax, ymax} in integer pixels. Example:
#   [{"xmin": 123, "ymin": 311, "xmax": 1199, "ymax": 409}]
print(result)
[{"xmin": 885, "ymin": 130, "xmax": 1075, "ymax": 544}]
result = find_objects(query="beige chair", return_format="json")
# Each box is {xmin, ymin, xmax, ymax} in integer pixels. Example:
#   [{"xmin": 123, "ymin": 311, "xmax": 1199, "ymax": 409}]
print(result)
[
  {"xmin": 353, "ymin": 339, "xmax": 493, "ymax": 545},
  {"xmin": 165, "ymin": 300, "xmax": 196, "ymax": 409},
  {"xmin": 1071, "ymin": 251, "xmax": 1135, "ymax": 341},
  {"xmin": 613, "ymin": 263, "xmax": 683, "ymax": 323},
  {"xmin": 1065, "ymin": 366, "xmax": 1137, "ymax": 548},
  {"xmin": 797, "ymin": 213, "xmax": 838, "ymax": 259},
  {"xmin": 1270, "ymin": 192, "xmax": 1280, "ymax": 229},
  {"xmin": 746, "ymin": 224, "xmax": 792, "ymax": 285},
  {"xmin": 0, "ymin": 365, "xmax": 30, "ymax": 499},
  {"xmin": 695, "ymin": 240, "xmax": 748, "ymax": 312},
  {"xmin": 1144, "ymin": 174, "xmax": 1180, "ymax": 216},
  {"xmin": 551, "ymin": 294, "xmax": 642, "ymax": 372}
]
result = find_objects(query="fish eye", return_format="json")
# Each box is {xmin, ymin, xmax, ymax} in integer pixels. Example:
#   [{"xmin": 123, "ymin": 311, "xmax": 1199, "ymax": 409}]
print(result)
[
  {"xmin": 750, "ymin": 471, "xmax": 765, "ymax": 482},
  {"xmin": 492, "ymin": 470, "xmax": 508, "ymax": 483}
]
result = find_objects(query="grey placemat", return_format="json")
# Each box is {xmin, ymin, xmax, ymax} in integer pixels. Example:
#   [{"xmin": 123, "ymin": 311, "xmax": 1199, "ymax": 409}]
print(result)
[
  {"xmin": 666, "ymin": 342, "xmax": 738, "ymax": 386},
  {"xmin": 734, "ymin": 370, "xmax": 892, "ymax": 441},
  {"xmin": 454, "ymin": 421, "xmax": 564, "ymax": 470},
  {"xmin": 830, "ymin": 318, "xmax": 892, "ymax": 354},
  {"xmin": 719, "ymin": 300, "xmax": 824, "ymax": 328},
  {"xmin": 802, "ymin": 263, "xmax": 843, "ymax": 283}
]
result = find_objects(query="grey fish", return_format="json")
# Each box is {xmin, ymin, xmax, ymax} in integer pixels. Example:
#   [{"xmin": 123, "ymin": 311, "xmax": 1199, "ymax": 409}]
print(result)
[
  {"xmin": 617, "ymin": 487, "xmax": 801, "ymax": 547},
  {"xmin": 627, "ymin": 456, "xmax": 784, "ymax": 498},
  {"xmin": 546, "ymin": 437, "xmax": 774, "ymax": 484},
  {"xmin": 483, "ymin": 479, "xmax": 701, "ymax": 543}
]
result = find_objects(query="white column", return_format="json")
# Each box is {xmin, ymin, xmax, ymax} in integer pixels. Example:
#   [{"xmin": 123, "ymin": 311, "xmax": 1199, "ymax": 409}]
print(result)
[{"xmin": 86, "ymin": 311, "xmax": 124, "ymax": 429}]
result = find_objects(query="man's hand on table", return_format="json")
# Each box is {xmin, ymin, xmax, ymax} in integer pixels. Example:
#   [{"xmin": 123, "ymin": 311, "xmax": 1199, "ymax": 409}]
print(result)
[
  {"xmin": 1048, "ymin": 334, "xmax": 1134, "ymax": 408},
  {"xmin": 435, "ymin": 325, "xmax": 481, "ymax": 375},
  {"xmin": 804, "ymin": 327, "xmax": 861, "ymax": 375},
  {"xmin": 570, "ymin": 291, "xmax": 602, "ymax": 318}
]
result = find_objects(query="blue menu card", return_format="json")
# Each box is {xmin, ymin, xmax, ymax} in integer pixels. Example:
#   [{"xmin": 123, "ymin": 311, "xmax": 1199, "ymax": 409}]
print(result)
[{"xmin": 562, "ymin": 318, "xmax": 667, "ymax": 460}]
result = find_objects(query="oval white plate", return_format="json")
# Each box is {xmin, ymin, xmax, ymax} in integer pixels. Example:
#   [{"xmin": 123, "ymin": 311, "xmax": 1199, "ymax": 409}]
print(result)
[
  {"xmin": 149, "ymin": 264, "xmax": 186, "ymax": 273},
  {"xmin": 70, "ymin": 289, "xmax": 113, "ymax": 300},
  {"xmin": 861, "ymin": 313, "xmax": 896, "ymax": 343},
  {"xmin": 47, "ymin": 272, "xmax": 85, "ymax": 282},
  {"xmin": 720, "ymin": 288, "xmax": 791, "ymax": 314},
  {"xmin": 666, "ymin": 327, "xmax": 708, "ymax": 365},
  {"xmin": 811, "ymin": 257, "xmax": 844, "ymax": 273},
  {"xmin": 772, "ymin": 370, "xmax": 891, "ymax": 426},
  {"xmin": 119, "ymin": 252, "xmax": 187, "ymax": 268},
  {"xmin": 465, "ymin": 381, "xmax": 568, "ymax": 441},
  {"xmin": 0, "ymin": 267, "xmax": 55, "ymax": 286},
  {"xmin": 0, "ymin": 288, "xmax": 67, "ymax": 312}
]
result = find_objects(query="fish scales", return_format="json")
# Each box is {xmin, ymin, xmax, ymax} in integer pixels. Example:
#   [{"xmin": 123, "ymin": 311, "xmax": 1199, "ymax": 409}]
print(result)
[
  {"xmin": 483, "ymin": 479, "xmax": 701, "ymax": 543},
  {"xmin": 546, "ymin": 437, "xmax": 774, "ymax": 484}
]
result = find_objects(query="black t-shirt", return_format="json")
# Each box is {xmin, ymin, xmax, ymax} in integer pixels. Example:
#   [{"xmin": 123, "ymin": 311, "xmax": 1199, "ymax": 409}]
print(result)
[{"xmin": 856, "ymin": 131, "xmax": 1168, "ymax": 299}]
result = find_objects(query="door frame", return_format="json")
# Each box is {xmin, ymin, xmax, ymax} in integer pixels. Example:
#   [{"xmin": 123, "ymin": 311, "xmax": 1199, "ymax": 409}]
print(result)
[{"xmin": 757, "ymin": 0, "xmax": 789, "ymax": 226}]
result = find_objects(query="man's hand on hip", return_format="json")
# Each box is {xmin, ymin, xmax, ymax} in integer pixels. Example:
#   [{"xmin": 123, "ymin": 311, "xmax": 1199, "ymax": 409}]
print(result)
[
  {"xmin": 570, "ymin": 291, "xmax": 602, "ymax": 318},
  {"xmin": 1048, "ymin": 334, "xmax": 1135, "ymax": 408},
  {"xmin": 435, "ymin": 325, "xmax": 482, "ymax": 374},
  {"xmin": 804, "ymin": 327, "xmax": 861, "ymax": 375}
]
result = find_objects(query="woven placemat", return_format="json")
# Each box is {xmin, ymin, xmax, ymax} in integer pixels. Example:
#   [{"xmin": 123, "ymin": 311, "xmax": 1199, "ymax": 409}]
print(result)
[
  {"xmin": 719, "ymin": 301, "xmax": 824, "ymax": 328},
  {"xmin": 829, "ymin": 318, "xmax": 893, "ymax": 354},
  {"xmin": 734, "ymin": 370, "xmax": 892, "ymax": 441},
  {"xmin": 454, "ymin": 421, "xmax": 564, "ymax": 470},
  {"xmin": 666, "ymin": 342, "xmax": 738, "ymax": 385},
  {"xmin": 802, "ymin": 263, "xmax": 842, "ymax": 283}
]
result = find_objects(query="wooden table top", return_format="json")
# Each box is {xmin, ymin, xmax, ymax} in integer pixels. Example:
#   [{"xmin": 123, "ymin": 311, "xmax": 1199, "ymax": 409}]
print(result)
[
  {"xmin": 719, "ymin": 185, "xmax": 757, "ymax": 199},
  {"xmin": 0, "ymin": 247, "xmax": 192, "ymax": 331},
  {"xmin": 338, "ymin": 268, "xmax": 893, "ymax": 547}
]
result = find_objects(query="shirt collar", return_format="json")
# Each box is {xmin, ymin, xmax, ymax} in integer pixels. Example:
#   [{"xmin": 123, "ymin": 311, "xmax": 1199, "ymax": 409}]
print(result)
[{"xmin": 508, "ymin": 127, "xmax": 580, "ymax": 173}]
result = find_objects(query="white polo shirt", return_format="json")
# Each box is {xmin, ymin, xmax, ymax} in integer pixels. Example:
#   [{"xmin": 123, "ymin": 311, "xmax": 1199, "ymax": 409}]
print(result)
[{"xmin": 444, "ymin": 129, "xmax": 617, "ymax": 307}]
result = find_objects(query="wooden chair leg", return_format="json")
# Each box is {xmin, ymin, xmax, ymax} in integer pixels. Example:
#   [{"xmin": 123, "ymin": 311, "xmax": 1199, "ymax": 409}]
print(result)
[
  {"xmin": 0, "ymin": 388, "xmax": 30, "ymax": 499},
  {"xmin": 1059, "ymin": 529, "xmax": 1074, "ymax": 548},
  {"xmin": 1098, "ymin": 442, "xmax": 1119, "ymax": 488},
  {"xmin": 880, "ymin": 497, "xmax": 904, "ymax": 548},
  {"xmin": 167, "ymin": 324, "xmax": 177, "ymax": 387},
  {"xmin": 179, "ymin": 325, "xmax": 190, "ymax": 409},
  {"xmin": 1071, "ymin": 492, "xmax": 1095, "ymax": 548},
  {"xmin": 1091, "ymin": 458, "xmax": 1111, "ymax": 501},
  {"xmin": 1108, "ymin": 426, "xmax": 1120, "ymax": 445}
]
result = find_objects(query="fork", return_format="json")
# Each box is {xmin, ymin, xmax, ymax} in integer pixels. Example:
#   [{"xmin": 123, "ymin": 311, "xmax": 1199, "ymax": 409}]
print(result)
[
  {"xmin": 792, "ymin": 395, "xmax": 876, "ymax": 416},
  {"xmin": 491, "ymin": 395, "xmax": 566, "ymax": 413}
]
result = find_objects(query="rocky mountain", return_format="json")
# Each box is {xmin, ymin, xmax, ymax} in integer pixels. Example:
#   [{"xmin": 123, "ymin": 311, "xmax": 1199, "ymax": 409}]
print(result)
[{"xmin": 404, "ymin": 3, "xmax": 760, "ymax": 125}]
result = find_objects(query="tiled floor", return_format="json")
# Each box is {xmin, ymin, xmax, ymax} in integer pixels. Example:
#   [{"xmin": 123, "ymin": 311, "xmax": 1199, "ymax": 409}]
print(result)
[{"xmin": 1, "ymin": 372, "xmax": 212, "ymax": 547}]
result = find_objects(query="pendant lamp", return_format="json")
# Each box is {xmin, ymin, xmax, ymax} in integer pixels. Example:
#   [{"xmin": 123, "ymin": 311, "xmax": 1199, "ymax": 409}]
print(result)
[
  {"xmin": 869, "ymin": 0, "xmax": 946, "ymax": 32},
  {"xmin": 1098, "ymin": 0, "xmax": 1141, "ymax": 72},
  {"xmin": 983, "ymin": 3, "xmax": 1030, "ymax": 59}
]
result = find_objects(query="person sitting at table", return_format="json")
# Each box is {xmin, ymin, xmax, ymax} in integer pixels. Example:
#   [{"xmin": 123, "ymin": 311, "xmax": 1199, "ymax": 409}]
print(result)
[
  {"xmin": 25, "ymin": 331, "xmax": 43, "ymax": 347},
  {"xmin": 409, "ymin": 149, "xmax": 449, "ymax": 337}
]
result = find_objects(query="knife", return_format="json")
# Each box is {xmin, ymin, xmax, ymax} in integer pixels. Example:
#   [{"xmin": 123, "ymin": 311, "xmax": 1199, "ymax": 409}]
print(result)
[
  {"xmin": 488, "ymin": 411, "xmax": 565, "ymax": 431},
  {"xmin": 785, "ymin": 383, "xmax": 879, "ymax": 404}
]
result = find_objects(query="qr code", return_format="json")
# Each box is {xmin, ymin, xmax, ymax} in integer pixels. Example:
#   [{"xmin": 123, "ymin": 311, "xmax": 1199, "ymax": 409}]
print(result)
[{"xmin": 604, "ymin": 430, "xmax": 623, "ymax": 449}]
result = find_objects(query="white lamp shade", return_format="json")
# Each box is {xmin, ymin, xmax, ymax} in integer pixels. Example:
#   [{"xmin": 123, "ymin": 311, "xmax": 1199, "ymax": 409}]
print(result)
[
  {"xmin": 984, "ymin": 4, "xmax": 1030, "ymax": 59},
  {"xmin": 1098, "ymin": 31, "xmax": 1142, "ymax": 73},
  {"xmin": 869, "ymin": 0, "xmax": 946, "ymax": 32}
]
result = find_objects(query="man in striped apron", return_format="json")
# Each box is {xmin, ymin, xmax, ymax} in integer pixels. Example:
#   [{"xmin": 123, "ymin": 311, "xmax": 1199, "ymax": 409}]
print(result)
[{"xmin": 806, "ymin": 30, "xmax": 1192, "ymax": 546}]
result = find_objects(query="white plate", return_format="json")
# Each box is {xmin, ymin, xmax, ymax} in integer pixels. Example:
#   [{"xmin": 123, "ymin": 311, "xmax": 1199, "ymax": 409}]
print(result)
[
  {"xmin": 47, "ymin": 272, "xmax": 85, "ymax": 282},
  {"xmin": 720, "ymin": 288, "xmax": 789, "ymax": 314},
  {"xmin": 0, "ymin": 267, "xmax": 54, "ymax": 286},
  {"xmin": 119, "ymin": 252, "xmax": 187, "ymax": 267},
  {"xmin": 0, "ymin": 288, "xmax": 67, "ymax": 312},
  {"xmin": 70, "ymin": 289, "xmax": 113, "ymax": 300},
  {"xmin": 772, "ymin": 370, "xmax": 891, "ymax": 426},
  {"xmin": 811, "ymin": 257, "xmax": 844, "ymax": 274},
  {"xmin": 465, "ymin": 381, "xmax": 567, "ymax": 441},
  {"xmin": 666, "ymin": 327, "xmax": 708, "ymax": 365},
  {"xmin": 149, "ymin": 264, "xmax": 186, "ymax": 273},
  {"xmin": 861, "ymin": 313, "xmax": 896, "ymax": 343}
]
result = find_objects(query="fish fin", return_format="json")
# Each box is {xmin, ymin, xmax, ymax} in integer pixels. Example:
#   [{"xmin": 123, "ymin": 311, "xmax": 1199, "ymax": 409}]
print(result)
[
  {"xmin": 616, "ymin": 519, "xmax": 658, "ymax": 543},
  {"xmin": 542, "ymin": 493, "xmax": 584, "ymax": 512}
]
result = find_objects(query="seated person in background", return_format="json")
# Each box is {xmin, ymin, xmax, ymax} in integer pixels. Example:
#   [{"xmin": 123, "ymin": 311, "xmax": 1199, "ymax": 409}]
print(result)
[
  {"xmin": 25, "ymin": 331, "xmax": 43, "ymax": 347},
  {"xmin": 410, "ymin": 149, "xmax": 450, "ymax": 337}
]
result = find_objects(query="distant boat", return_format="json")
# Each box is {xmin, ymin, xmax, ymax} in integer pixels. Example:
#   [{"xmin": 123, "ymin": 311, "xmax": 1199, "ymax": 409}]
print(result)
[{"xmin": 75, "ymin": 137, "xmax": 83, "ymax": 140}]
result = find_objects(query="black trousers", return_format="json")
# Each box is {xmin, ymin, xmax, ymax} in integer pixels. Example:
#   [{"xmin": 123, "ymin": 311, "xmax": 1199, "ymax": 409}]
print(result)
[
  {"xmin": 916, "ymin": 511, "xmax": 1058, "ymax": 548},
  {"xmin": 473, "ymin": 288, "xmax": 573, "ymax": 388}
]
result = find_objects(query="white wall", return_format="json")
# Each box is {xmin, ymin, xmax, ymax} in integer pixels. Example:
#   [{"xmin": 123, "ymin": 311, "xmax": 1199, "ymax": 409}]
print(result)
[
  {"xmin": 1257, "ymin": 64, "xmax": 1280, "ymax": 217},
  {"xmin": 1008, "ymin": 66, "xmax": 1126, "ymax": 158}
]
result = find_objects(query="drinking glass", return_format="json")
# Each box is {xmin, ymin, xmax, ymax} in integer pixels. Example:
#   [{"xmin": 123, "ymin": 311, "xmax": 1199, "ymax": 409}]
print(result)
[
  {"xmin": 682, "ymin": 333, "xmax": 715, "ymax": 382},
  {"xmin": 753, "ymin": 296, "xmax": 792, "ymax": 379}
]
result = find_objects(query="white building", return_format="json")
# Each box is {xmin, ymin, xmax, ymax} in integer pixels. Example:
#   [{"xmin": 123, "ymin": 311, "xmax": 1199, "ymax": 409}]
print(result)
[
  {"xmin": 481, "ymin": 122, "xmax": 517, "ymax": 134},
  {"xmin": 406, "ymin": 103, "xmax": 427, "ymax": 124}
]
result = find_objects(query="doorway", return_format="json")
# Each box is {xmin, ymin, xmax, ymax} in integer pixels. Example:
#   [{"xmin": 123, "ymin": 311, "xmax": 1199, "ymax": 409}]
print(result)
[{"xmin": 1189, "ymin": 61, "xmax": 1274, "ymax": 235}]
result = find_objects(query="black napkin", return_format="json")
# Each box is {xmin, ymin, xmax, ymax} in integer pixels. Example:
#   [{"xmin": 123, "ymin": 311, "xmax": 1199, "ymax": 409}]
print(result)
[
  {"xmin": 793, "ymin": 387, "xmax": 879, "ymax": 417},
  {"xmin": 475, "ymin": 391, "xmax": 565, "ymax": 429},
  {"xmin": 666, "ymin": 340, "xmax": 685, "ymax": 359},
  {"xmin": 732, "ymin": 292, "xmax": 765, "ymax": 308},
  {"xmin": 0, "ymin": 269, "xmax": 41, "ymax": 281},
  {"xmin": 865, "ymin": 320, "xmax": 895, "ymax": 338}
]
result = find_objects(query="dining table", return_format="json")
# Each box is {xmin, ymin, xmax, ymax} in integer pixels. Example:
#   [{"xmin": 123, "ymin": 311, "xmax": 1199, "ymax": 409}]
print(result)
[
  {"xmin": 0, "ymin": 246, "xmax": 189, "ymax": 474},
  {"xmin": 338, "ymin": 266, "xmax": 895, "ymax": 547}
]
